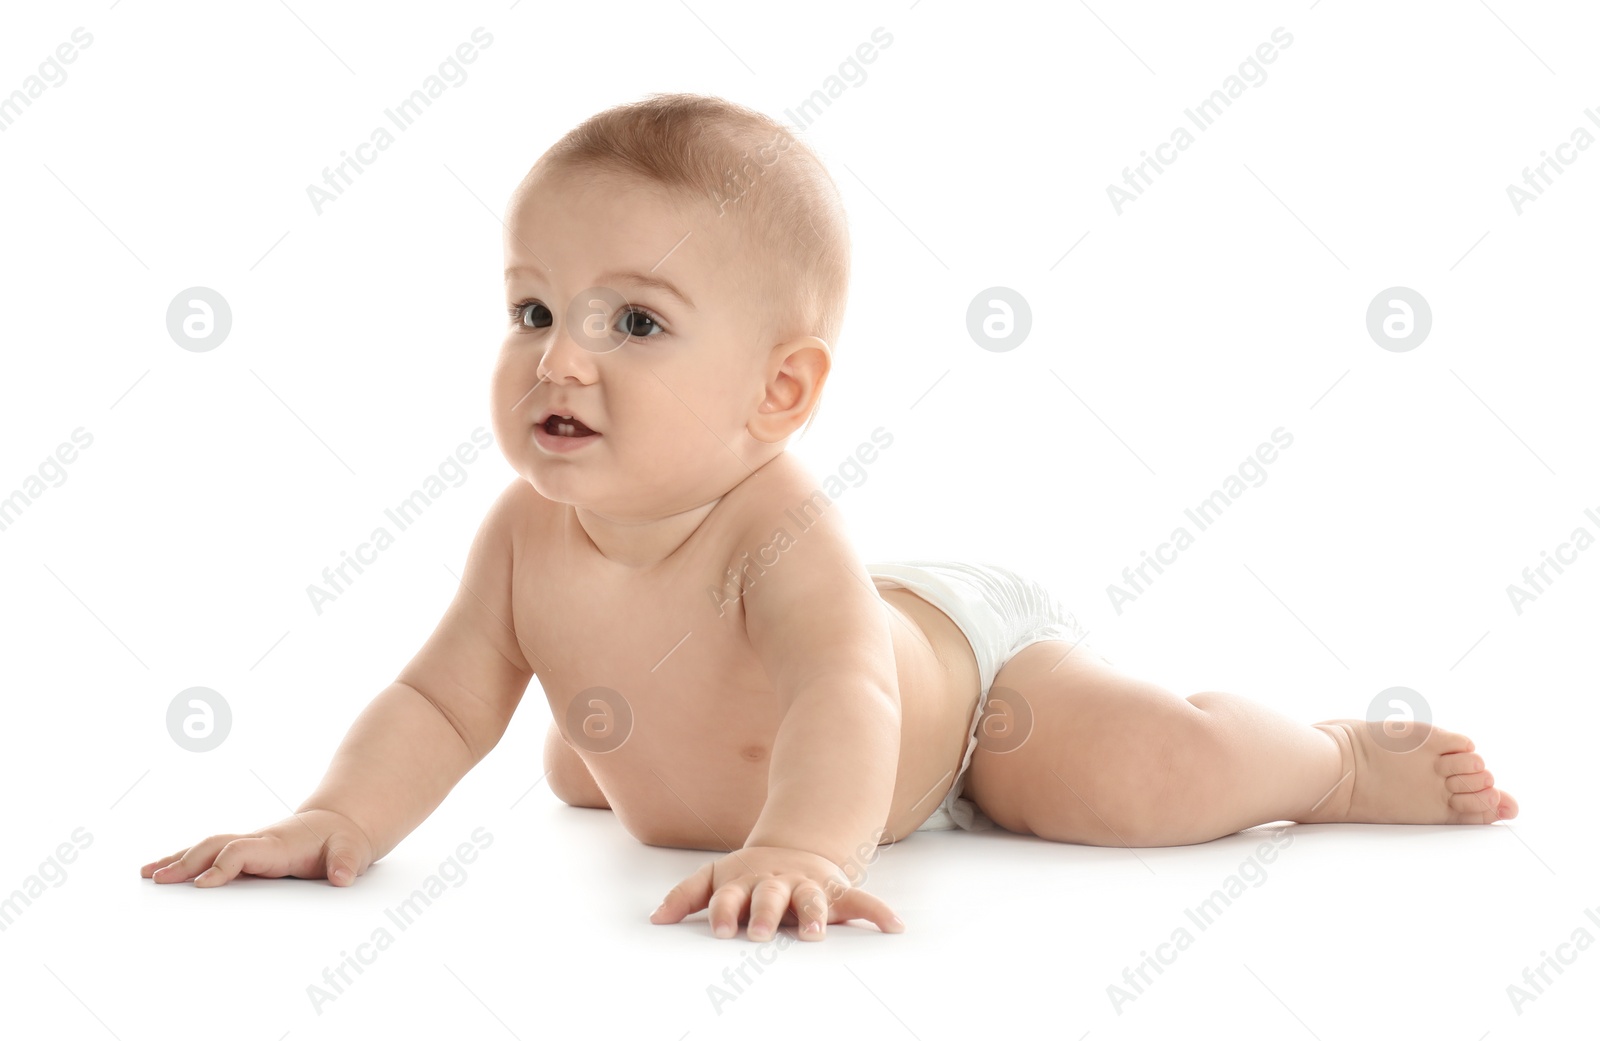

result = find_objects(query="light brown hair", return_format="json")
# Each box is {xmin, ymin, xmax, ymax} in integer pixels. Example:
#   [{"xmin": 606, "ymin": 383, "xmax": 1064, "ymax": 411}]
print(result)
[{"xmin": 519, "ymin": 93, "xmax": 852, "ymax": 354}]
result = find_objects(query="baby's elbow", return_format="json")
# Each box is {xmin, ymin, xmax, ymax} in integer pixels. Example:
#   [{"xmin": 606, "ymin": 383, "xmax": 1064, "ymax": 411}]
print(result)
[{"xmin": 542, "ymin": 721, "xmax": 611, "ymax": 809}]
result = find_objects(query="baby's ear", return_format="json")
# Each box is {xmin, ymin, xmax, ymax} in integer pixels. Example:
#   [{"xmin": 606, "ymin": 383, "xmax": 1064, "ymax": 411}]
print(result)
[{"xmin": 750, "ymin": 336, "xmax": 830, "ymax": 443}]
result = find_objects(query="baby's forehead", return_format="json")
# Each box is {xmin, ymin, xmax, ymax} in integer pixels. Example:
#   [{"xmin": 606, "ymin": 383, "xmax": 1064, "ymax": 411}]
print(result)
[
  {"xmin": 504, "ymin": 171, "xmax": 772, "ymax": 280},
  {"xmin": 513, "ymin": 165, "xmax": 696, "ymax": 219}
]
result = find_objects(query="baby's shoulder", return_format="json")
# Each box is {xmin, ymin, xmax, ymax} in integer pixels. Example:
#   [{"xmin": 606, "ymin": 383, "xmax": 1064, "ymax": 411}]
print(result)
[
  {"xmin": 478, "ymin": 475, "xmax": 556, "ymax": 557},
  {"xmin": 717, "ymin": 452, "xmax": 856, "ymax": 556},
  {"xmin": 722, "ymin": 451, "xmax": 821, "ymax": 518}
]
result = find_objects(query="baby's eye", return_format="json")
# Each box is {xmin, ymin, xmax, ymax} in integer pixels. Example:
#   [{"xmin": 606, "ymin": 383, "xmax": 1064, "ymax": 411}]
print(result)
[
  {"xmin": 616, "ymin": 306, "xmax": 665, "ymax": 339},
  {"xmin": 509, "ymin": 300, "xmax": 553, "ymax": 329}
]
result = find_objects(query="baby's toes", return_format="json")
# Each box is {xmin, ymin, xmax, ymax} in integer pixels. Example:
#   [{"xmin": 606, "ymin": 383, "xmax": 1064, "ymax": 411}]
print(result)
[
  {"xmin": 1493, "ymin": 789, "xmax": 1519, "ymax": 821},
  {"xmin": 1448, "ymin": 786, "xmax": 1502, "ymax": 817},
  {"xmin": 1445, "ymin": 769, "xmax": 1493, "ymax": 794},
  {"xmin": 1436, "ymin": 750, "xmax": 1484, "ymax": 777},
  {"xmin": 1427, "ymin": 727, "xmax": 1476, "ymax": 755}
]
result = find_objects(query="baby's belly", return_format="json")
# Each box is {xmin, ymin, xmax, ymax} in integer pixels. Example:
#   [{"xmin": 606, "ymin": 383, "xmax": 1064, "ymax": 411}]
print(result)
[{"xmin": 562, "ymin": 586, "xmax": 981, "ymax": 849}]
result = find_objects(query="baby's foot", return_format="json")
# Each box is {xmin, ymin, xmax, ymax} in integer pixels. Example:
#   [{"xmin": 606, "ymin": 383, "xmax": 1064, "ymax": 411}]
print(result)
[{"xmin": 1300, "ymin": 719, "xmax": 1519, "ymax": 826}]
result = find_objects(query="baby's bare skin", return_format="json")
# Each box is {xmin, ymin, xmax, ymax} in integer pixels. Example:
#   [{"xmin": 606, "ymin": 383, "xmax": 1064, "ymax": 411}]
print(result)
[
  {"xmin": 141, "ymin": 149, "xmax": 1517, "ymax": 945},
  {"xmin": 502, "ymin": 456, "xmax": 982, "ymax": 850}
]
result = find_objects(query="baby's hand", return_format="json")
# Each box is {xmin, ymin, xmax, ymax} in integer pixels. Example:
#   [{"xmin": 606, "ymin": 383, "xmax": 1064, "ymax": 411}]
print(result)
[
  {"xmin": 139, "ymin": 809, "xmax": 374, "ymax": 888},
  {"xmin": 649, "ymin": 845, "xmax": 905, "ymax": 941}
]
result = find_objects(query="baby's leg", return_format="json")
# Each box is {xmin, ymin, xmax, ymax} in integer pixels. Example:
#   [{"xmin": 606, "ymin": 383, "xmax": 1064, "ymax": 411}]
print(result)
[{"xmin": 963, "ymin": 641, "xmax": 1516, "ymax": 847}]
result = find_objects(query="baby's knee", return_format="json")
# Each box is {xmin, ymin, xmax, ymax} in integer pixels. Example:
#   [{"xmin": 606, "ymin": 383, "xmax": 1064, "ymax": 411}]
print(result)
[{"xmin": 1104, "ymin": 705, "xmax": 1233, "ymax": 843}]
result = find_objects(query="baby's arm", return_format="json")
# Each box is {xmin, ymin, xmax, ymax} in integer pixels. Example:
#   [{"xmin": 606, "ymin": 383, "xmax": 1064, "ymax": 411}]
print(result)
[
  {"xmin": 299, "ymin": 480, "xmax": 534, "ymax": 864},
  {"xmin": 652, "ymin": 516, "xmax": 905, "ymax": 940},
  {"xmin": 740, "ymin": 535, "xmax": 902, "ymax": 867},
  {"xmin": 142, "ymin": 480, "xmax": 535, "ymax": 887}
]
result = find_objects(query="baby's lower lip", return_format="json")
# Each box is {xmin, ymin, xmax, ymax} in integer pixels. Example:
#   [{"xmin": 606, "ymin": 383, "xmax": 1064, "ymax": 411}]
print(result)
[{"xmin": 533, "ymin": 424, "xmax": 601, "ymax": 453}]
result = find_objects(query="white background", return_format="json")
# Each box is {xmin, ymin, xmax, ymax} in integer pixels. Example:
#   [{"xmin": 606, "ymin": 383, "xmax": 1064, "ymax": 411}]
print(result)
[{"xmin": 2, "ymin": 1, "xmax": 1596, "ymax": 1038}]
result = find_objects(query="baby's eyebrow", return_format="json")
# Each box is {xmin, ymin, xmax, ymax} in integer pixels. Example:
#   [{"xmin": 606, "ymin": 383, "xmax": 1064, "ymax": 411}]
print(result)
[
  {"xmin": 599, "ymin": 270, "xmax": 696, "ymax": 310},
  {"xmin": 503, "ymin": 264, "xmax": 695, "ymax": 310}
]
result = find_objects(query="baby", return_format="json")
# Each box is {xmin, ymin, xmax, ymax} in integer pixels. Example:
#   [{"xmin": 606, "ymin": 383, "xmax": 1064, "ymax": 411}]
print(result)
[{"xmin": 141, "ymin": 93, "xmax": 1517, "ymax": 942}]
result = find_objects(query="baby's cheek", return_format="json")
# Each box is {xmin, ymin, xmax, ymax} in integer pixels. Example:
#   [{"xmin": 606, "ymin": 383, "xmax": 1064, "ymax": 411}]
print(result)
[{"xmin": 490, "ymin": 348, "xmax": 534, "ymax": 397}]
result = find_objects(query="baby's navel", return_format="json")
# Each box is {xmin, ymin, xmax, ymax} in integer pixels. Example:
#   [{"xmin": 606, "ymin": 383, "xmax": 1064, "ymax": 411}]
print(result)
[{"xmin": 741, "ymin": 745, "xmax": 768, "ymax": 762}]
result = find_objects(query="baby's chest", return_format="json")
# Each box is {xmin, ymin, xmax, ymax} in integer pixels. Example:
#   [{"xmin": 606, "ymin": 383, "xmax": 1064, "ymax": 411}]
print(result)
[
  {"xmin": 516, "ymin": 567, "xmax": 749, "ymax": 671},
  {"xmin": 516, "ymin": 578, "xmax": 780, "ymax": 745}
]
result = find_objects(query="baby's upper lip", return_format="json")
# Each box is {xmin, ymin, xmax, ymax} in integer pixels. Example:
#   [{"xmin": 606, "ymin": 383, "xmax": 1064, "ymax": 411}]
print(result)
[{"xmin": 537, "ymin": 405, "xmax": 599, "ymax": 431}]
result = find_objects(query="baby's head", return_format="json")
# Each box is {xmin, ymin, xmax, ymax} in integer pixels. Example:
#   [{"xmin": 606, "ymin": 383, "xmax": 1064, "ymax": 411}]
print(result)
[{"xmin": 493, "ymin": 93, "xmax": 850, "ymax": 517}]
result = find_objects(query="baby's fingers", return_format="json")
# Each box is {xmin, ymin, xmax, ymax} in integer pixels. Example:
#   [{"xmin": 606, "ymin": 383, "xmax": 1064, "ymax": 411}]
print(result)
[
  {"xmin": 195, "ymin": 837, "xmax": 286, "ymax": 888},
  {"xmin": 140, "ymin": 848, "xmax": 193, "ymax": 878},
  {"xmin": 791, "ymin": 883, "xmax": 830, "ymax": 941},
  {"xmin": 830, "ymin": 888, "xmax": 906, "ymax": 935},
  {"xmin": 649, "ymin": 861, "xmax": 715, "ymax": 925},
  {"xmin": 148, "ymin": 835, "xmax": 242, "ymax": 884},
  {"xmin": 323, "ymin": 836, "xmax": 368, "ymax": 886}
]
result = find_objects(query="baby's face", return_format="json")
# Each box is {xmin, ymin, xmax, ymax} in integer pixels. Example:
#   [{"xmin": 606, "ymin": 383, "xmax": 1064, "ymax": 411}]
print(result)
[{"xmin": 494, "ymin": 165, "xmax": 780, "ymax": 516}]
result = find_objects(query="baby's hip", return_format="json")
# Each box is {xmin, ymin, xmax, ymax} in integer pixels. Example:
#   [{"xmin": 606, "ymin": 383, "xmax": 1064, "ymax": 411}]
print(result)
[
  {"xmin": 872, "ymin": 582, "xmax": 984, "ymax": 837},
  {"xmin": 867, "ymin": 559, "xmax": 1095, "ymax": 688}
]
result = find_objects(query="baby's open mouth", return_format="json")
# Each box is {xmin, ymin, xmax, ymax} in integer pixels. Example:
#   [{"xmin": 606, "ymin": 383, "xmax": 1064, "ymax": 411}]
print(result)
[{"xmin": 544, "ymin": 414, "xmax": 598, "ymax": 437}]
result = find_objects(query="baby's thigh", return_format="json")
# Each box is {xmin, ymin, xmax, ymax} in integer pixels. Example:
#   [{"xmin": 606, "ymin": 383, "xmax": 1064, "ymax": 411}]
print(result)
[{"xmin": 963, "ymin": 642, "xmax": 1209, "ymax": 844}]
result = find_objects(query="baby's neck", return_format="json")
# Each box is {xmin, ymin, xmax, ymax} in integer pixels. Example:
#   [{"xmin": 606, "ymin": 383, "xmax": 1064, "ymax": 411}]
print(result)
[{"xmin": 567, "ymin": 497, "xmax": 724, "ymax": 570}]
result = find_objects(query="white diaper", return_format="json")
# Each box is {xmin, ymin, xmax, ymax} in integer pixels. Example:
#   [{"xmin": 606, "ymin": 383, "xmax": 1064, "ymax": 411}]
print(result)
[{"xmin": 866, "ymin": 559, "xmax": 1109, "ymax": 833}]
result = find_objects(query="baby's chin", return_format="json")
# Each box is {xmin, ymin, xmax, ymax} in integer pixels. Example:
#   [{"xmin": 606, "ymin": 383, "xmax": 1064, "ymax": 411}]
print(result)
[
  {"xmin": 515, "ymin": 456, "xmax": 590, "ymax": 487},
  {"xmin": 512, "ymin": 451, "xmax": 617, "ymax": 500}
]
